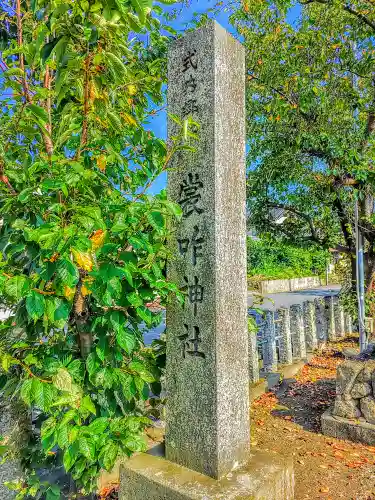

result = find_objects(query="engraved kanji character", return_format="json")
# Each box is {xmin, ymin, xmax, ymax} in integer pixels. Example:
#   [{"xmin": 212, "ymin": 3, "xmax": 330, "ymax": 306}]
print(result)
[
  {"xmin": 184, "ymin": 275, "xmax": 204, "ymax": 316},
  {"xmin": 177, "ymin": 225, "xmax": 204, "ymax": 266},
  {"xmin": 184, "ymin": 74, "xmax": 197, "ymax": 93},
  {"xmin": 182, "ymin": 98, "xmax": 199, "ymax": 117},
  {"xmin": 178, "ymin": 324, "xmax": 205, "ymax": 359},
  {"xmin": 191, "ymin": 225, "xmax": 204, "ymax": 265},
  {"xmin": 182, "ymin": 50, "xmax": 198, "ymax": 72},
  {"xmin": 179, "ymin": 173, "xmax": 203, "ymax": 218}
]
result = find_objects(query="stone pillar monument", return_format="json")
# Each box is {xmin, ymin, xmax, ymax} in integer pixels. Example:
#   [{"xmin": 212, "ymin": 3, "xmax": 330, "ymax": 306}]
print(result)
[{"xmin": 120, "ymin": 21, "xmax": 293, "ymax": 500}]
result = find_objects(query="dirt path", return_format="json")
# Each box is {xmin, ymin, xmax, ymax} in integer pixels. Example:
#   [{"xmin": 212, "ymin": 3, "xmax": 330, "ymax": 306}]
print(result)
[{"xmin": 252, "ymin": 338, "xmax": 375, "ymax": 500}]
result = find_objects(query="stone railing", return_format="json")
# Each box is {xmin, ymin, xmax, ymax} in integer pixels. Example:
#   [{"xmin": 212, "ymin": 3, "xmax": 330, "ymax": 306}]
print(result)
[{"xmin": 248, "ymin": 296, "xmax": 354, "ymax": 384}]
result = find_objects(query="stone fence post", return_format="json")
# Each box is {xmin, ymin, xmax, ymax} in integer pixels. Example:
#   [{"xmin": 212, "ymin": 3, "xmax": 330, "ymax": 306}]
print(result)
[
  {"xmin": 290, "ymin": 304, "xmax": 307, "ymax": 360},
  {"xmin": 261, "ymin": 310, "xmax": 278, "ymax": 373},
  {"xmin": 249, "ymin": 327, "xmax": 260, "ymax": 384},
  {"xmin": 277, "ymin": 308, "xmax": 293, "ymax": 365},
  {"xmin": 345, "ymin": 313, "xmax": 353, "ymax": 335},
  {"xmin": 315, "ymin": 297, "xmax": 328, "ymax": 343},
  {"xmin": 303, "ymin": 300, "xmax": 318, "ymax": 351},
  {"xmin": 334, "ymin": 300, "xmax": 345, "ymax": 338},
  {"xmin": 325, "ymin": 296, "xmax": 336, "ymax": 341}
]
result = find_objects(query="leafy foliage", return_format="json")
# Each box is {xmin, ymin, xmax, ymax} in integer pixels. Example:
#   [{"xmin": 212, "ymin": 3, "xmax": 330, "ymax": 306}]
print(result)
[
  {"xmin": 0, "ymin": 0, "xmax": 193, "ymax": 495},
  {"xmin": 232, "ymin": 0, "xmax": 375, "ymax": 290},
  {"xmin": 247, "ymin": 238, "xmax": 328, "ymax": 281}
]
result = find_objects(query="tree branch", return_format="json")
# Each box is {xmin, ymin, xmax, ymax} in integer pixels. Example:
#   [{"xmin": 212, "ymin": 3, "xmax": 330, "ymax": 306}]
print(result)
[
  {"xmin": 76, "ymin": 53, "xmax": 92, "ymax": 159},
  {"xmin": 15, "ymin": 0, "xmax": 31, "ymax": 103},
  {"xmin": 344, "ymin": 4, "xmax": 375, "ymax": 31},
  {"xmin": 267, "ymin": 202, "xmax": 322, "ymax": 243},
  {"xmin": 43, "ymin": 66, "xmax": 54, "ymax": 159}
]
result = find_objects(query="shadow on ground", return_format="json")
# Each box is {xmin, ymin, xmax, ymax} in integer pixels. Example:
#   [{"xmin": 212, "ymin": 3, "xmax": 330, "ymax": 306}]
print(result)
[{"xmin": 271, "ymin": 378, "xmax": 336, "ymax": 433}]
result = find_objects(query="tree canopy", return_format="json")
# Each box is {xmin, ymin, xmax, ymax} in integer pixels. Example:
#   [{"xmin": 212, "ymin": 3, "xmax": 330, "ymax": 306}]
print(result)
[
  {"xmin": 233, "ymin": 0, "xmax": 375, "ymax": 288},
  {"xmin": 0, "ymin": 0, "xmax": 192, "ymax": 496}
]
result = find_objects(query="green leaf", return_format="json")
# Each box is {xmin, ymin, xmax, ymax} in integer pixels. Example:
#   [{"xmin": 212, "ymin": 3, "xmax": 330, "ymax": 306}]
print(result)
[
  {"xmin": 57, "ymin": 424, "xmax": 69, "ymax": 449},
  {"xmin": 33, "ymin": 379, "xmax": 54, "ymax": 411},
  {"xmin": 53, "ymin": 368, "xmax": 73, "ymax": 392},
  {"xmin": 147, "ymin": 211, "xmax": 164, "ymax": 230},
  {"xmin": 41, "ymin": 417, "xmax": 56, "ymax": 440},
  {"xmin": 4, "ymin": 276, "xmax": 28, "ymax": 301},
  {"xmin": 136, "ymin": 306, "xmax": 153, "ymax": 326},
  {"xmin": 78, "ymin": 436, "xmax": 95, "ymax": 461},
  {"xmin": 26, "ymin": 291, "xmax": 45, "ymax": 321},
  {"xmin": 46, "ymin": 486, "xmax": 61, "ymax": 500},
  {"xmin": 41, "ymin": 37, "xmax": 60, "ymax": 62},
  {"xmin": 26, "ymin": 103, "xmax": 49, "ymax": 123},
  {"xmin": 80, "ymin": 395, "xmax": 96, "ymax": 416},
  {"xmin": 116, "ymin": 327, "xmax": 136, "ymax": 354},
  {"xmin": 87, "ymin": 417, "xmax": 108, "ymax": 435},
  {"xmin": 100, "ymin": 441, "xmax": 119, "ymax": 471},
  {"xmin": 63, "ymin": 446, "xmax": 77, "ymax": 472},
  {"xmin": 20, "ymin": 379, "xmax": 33, "ymax": 405}
]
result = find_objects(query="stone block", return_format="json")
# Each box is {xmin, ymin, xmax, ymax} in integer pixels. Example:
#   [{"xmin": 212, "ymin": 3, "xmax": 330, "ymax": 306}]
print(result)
[
  {"xmin": 351, "ymin": 382, "xmax": 372, "ymax": 399},
  {"xmin": 119, "ymin": 446, "xmax": 294, "ymax": 500},
  {"xmin": 336, "ymin": 361, "xmax": 364, "ymax": 396},
  {"xmin": 322, "ymin": 408, "xmax": 375, "ymax": 446},
  {"xmin": 360, "ymin": 396, "xmax": 375, "ymax": 425},
  {"xmin": 333, "ymin": 395, "xmax": 361, "ymax": 419}
]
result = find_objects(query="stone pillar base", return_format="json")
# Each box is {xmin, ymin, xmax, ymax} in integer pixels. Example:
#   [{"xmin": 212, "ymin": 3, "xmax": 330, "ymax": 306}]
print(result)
[
  {"xmin": 321, "ymin": 407, "xmax": 375, "ymax": 445},
  {"xmin": 119, "ymin": 445, "xmax": 294, "ymax": 500}
]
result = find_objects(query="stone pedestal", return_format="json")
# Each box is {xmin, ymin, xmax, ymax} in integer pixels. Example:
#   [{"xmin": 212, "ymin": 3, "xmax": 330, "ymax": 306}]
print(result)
[{"xmin": 120, "ymin": 446, "xmax": 294, "ymax": 500}]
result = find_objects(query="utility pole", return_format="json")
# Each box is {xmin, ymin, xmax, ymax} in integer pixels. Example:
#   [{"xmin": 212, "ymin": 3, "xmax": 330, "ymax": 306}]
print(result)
[{"xmin": 355, "ymin": 200, "xmax": 367, "ymax": 352}]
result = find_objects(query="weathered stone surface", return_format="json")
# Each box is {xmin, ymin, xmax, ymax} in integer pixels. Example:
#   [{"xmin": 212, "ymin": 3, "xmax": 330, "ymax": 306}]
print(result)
[
  {"xmin": 333, "ymin": 395, "xmax": 361, "ymax": 419},
  {"xmin": 325, "ymin": 296, "xmax": 336, "ymax": 341},
  {"xmin": 322, "ymin": 408, "xmax": 375, "ymax": 446},
  {"xmin": 334, "ymin": 301, "xmax": 345, "ymax": 338},
  {"xmin": 120, "ymin": 446, "xmax": 294, "ymax": 500},
  {"xmin": 360, "ymin": 397, "xmax": 375, "ymax": 425},
  {"xmin": 249, "ymin": 330, "xmax": 260, "ymax": 384},
  {"xmin": 290, "ymin": 304, "xmax": 307, "ymax": 360},
  {"xmin": 261, "ymin": 310, "xmax": 277, "ymax": 373},
  {"xmin": 0, "ymin": 400, "xmax": 28, "ymax": 499},
  {"xmin": 277, "ymin": 308, "xmax": 293, "ymax": 365},
  {"xmin": 166, "ymin": 21, "xmax": 249, "ymax": 480},
  {"xmin": 314, "ymin": 297, "xmax": 327, "ymax": 342},
  {"xmin": 303, "ymin": 301, "xmax": 318, "ymax": 351},
  {"xmin": 336, "ymin": 361, "xmax": 364, "ymax": 396},
  {"xmin": 351, "ymin": 382, "xmax": 372, "ymax": 399},
  {"xmin": 345, "ymin": 313, "xmax": 353, "ymax": 335}
]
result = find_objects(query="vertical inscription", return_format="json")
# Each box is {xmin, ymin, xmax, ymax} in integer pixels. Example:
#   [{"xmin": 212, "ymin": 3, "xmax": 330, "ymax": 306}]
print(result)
[{"xmin": 176, "ymin": 47, "xmax": 206, "ymax": 359}]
